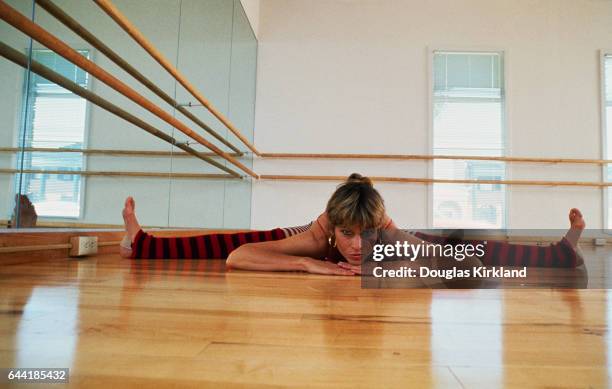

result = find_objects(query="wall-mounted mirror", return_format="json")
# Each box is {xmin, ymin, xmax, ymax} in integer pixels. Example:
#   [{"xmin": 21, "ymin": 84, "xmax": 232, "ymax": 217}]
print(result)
[{"xmin": 0, "ymin": 0, "xmax": 257, "ymax": 230}]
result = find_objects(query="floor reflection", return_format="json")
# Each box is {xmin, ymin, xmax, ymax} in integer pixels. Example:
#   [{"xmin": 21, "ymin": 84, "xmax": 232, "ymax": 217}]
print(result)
[
  {"xmin": 128, "ymin": 258, "xmax": 226, "ymax": 287},
  {"xmin": 16, "ymin": 286, "xmax": 79, "ymax": 369},
  {"xmin": 0, "ymin": 260, "xmax": 83, "ymax": 370},
  {"xmin": 430, "ymin": 290, "xmax": 503, "ymax": 386}
]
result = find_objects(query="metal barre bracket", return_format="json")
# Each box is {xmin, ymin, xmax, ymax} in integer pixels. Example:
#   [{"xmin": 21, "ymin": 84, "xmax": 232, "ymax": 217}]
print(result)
[{"xmin": 176, "ymin": 102, "xmax": 204, "ymax": 107}]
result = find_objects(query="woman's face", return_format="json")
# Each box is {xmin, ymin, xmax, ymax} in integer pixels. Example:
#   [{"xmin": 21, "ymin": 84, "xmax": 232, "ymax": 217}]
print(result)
[{"xmin": 334, "ymin": 225, "xmax": 378, "ymax": 265}]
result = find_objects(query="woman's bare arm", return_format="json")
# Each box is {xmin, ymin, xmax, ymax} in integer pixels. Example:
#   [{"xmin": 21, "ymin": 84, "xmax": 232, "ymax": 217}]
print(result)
[
  {"xmin": 226, "ymin": 230, "xmax": 354, "ymax": 275},
  {"xmin": 382, "ymin": 226, "xmax": 434, "ymax": 252}
]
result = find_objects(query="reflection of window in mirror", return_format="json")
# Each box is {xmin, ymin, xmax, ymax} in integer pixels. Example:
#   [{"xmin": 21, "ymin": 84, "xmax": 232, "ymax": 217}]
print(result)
[
  {"xmin": 17, "ymin": 49, "xmax": 90, "ymax": 219},
  {"xmin": 431, "ymin": 50, "xmax": 506, "ymax": 229},
  {"xmin": 603, "ymin": 53, "xmax": 612, "ymax": 229}
]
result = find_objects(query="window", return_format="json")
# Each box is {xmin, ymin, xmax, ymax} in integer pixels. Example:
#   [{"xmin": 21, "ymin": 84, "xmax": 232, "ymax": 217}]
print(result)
[
  {"xmin": 17, "ymin": 49, "xmax": 90, "ymax": 218},
  {"xmin": 431, "ymin": 51, "xmax": 506, "ymax": 229},
  {"xmin": 604, "ymin": 54, "xmax": 612, "ymax": 229}
]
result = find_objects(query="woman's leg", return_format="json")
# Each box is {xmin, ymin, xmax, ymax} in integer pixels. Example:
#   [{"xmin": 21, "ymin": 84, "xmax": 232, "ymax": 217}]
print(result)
[
  {"xmin": 129, "ymin": 228, "xmax": 287, "ymax": 259},
  {"xmin": 411, "ymin": 209, "xmax": 585, "ymax": 268},
  {"xmin": 129, "ymin": 223, "xmax": 314, "ymax": 260},
  {"xmin": 120, "ymin": 196, "xmax": 314, "ymax": 259},
  {"xmin": 412, "ymin": 232, "xmax": 580, "ymax": 267}
]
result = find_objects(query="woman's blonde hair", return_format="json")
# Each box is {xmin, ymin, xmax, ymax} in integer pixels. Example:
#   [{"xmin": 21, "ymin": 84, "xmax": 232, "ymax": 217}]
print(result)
[{"xmin": 325, "ymin": 173, "xmax": 385, "ymax": 230}]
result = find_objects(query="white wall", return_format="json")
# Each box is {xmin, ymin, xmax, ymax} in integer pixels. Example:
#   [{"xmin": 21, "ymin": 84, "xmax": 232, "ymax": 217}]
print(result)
[{"xmin": 251, "ymin": 0, "xmax": 612, "ymax": 230}]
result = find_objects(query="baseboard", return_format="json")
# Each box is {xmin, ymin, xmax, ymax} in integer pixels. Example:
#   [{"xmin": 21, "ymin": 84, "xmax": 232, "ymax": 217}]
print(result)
[{"xmin": 0, "ymin": 228, "xmax": 249, "ymax": 265}]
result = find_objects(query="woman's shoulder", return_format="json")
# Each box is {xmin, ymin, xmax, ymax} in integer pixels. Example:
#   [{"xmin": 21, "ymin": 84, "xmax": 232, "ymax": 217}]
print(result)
[
  {"xmin": 383, "ymin": 216, "xmax": 397, "ymax": 229},
  {"xmin": 311, "ymin": 212, "xmax": 329, "ymax": 239}
]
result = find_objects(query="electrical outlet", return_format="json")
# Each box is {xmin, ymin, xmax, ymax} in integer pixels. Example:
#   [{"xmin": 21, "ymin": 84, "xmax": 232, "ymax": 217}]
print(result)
[
  {"xmin": 69, "ymin": 236, "xmax": 98, "ymax": 257},
  {"xmin": 594, "ymin": 238, "xmax": 607, "ymax": 246}
]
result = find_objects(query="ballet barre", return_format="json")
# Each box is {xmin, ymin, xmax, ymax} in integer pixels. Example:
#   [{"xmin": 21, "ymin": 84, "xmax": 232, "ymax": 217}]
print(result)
[
  {"xmin": 0, "ymin": 41, "xmax": 243, "ymax": 178},
  {"xmin": 92, "ymin": 0, "xmax": 260, "ymax": 156},
  {"xmin": 0, "ymin": 147, "xmax": 244, "ymax": 159},
  {"xmin": 1, "ymin": 147, "xmax": 608, "ymax": 166},
  {"xmin": 0, "ymin": 169, "xmax": 238, "ymax": 180},
  {"xmin": 259, "ymin": 175, "xmax": 612, "ymax": 187},
  {"xmin": 260, "ymin": 153, "xmax": 612, "ymax": 165},
  {"xmin": 0, "ymin": 167, "xmax": 605, "ymax": 187},
  {"xmin": 35, "ymin": 0, "xmax": 242, "ymax": 156}
]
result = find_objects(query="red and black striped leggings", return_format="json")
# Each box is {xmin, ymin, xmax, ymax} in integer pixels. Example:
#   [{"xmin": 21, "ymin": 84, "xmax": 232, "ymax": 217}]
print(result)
[
  {"xmin": 130, "ymin": 225, "xmax": 579, "ymax": 268},
  {"xmin": 129, "ymin": 223, "xmax": 312, "ymax": 260}
]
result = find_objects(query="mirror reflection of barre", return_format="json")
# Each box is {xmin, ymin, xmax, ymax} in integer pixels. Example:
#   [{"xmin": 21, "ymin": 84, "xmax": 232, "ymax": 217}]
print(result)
[{"xmin": 0, "ymin": 0, "xmax": 258, "ymax": 178}]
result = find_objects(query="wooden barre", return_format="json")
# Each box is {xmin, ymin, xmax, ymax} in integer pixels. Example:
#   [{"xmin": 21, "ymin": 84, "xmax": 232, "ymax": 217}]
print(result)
[
  {"xmin": 0, "ymin": 219, "xmax": 250, "ymax": 231},
  {"xmin": 259, "ymin": 174, "xmax": 612, "ymax": 187},
  {"xmin": 0, "ymin": 147, "xmax": 608, "ymax": 166},
  {"xmin": 0, "ymin": 169, "xmax": 238, "ymax": 180},
  {"xmin": 0, "ymin": 219, "xmax": 169, "ymax": 229},
  {"xmin": 0, "ymin": 243, "xmax": 71, "ymax": 253},
  {"xmin": 0, "ymin": 147, "xmax": 243, "ymax": 159},
  {"xmin": 0, "ymin": 41, "xmax": 243, "ymax": 178},
  {"xmin": 2, "ymin": 166, "xmax": 606, "ymax": 186},
  {"xmin": 35, "ymin": 0, "xmax": 243, "ymax": 156},
  {"xmin": 0, "ymin": 1, "xmax": 258, "ymax": 178},
  {"xmin": 0, "ymin": 241, "xmax": 118, "ymax": 253},
  {"xmin": 260, "ymin": 153, "xmax": 612, "ymax": 165},
  {"xmin": 3, "ymin": 169, "xmax": 602, "ymax": 186},
  {"xmin": 93, "ymin": 0, "xmax": 261, "ymax": 157}
]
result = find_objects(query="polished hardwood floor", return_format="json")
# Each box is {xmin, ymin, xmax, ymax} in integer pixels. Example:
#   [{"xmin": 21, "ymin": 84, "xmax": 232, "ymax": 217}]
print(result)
[{"xmin": 1, "ymin": 246, "xmax": 611, "ymax": 388}]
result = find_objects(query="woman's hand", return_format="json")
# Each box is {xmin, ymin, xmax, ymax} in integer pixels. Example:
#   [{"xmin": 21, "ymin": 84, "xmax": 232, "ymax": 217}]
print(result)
[
  {"xmin": 302, "ymin": 258, "xmax": 357, "ymax": 276},
  {"xmin": 337, "ymin": 261, "xmax": 361, "ymax": 275}
]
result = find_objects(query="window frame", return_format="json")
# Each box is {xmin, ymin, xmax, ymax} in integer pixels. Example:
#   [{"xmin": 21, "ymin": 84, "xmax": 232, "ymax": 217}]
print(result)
[
  {"xmin": 601, "ymin": 50, "xmax": 612, "ymax": 233},
  {"xmin": 16, "ymin": 45, "xmax": 94, "ymax": 221},
  {"xmin": 427, "ymin": 47, "xmax": 510, "ymax": 230}
]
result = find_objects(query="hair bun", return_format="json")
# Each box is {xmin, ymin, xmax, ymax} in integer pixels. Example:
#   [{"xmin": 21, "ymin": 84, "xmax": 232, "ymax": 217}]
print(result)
[{"xmin": 347, "ymin": 173, "xmax": 373, "ymax": 187}]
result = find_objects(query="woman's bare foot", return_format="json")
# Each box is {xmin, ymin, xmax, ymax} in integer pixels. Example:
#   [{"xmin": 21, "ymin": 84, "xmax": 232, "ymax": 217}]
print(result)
[
  {"xmin": 565, "ymin": 208, "xmax": 585, "ymax": 266},
  {"xmin": 565, "ymin": 208, "xmax": 585, "ymax": 248},
  {"xmin": 119, "ymin": 196, "xmax": 141, "ymax": 258}
]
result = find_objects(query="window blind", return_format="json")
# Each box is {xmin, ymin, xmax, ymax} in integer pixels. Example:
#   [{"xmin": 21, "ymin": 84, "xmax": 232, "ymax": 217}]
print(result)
[
  {"xmin": 604, "ymin": 54, "xmax": 612, "ymax": 229},
  {"xmin": 17, "ymin": 49, "xmax": 89, "ymax": 218},
  {"xmin": 432, "ymin": 51, "xmax": 506, "ymax": 229}
]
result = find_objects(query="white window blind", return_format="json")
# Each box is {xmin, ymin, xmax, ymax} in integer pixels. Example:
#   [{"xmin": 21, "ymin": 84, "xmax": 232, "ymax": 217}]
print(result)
[
  {"xmin": 17, "ymin": 49, "xmax": 89, "ymax": 218},
  {"xmin": 604, "ymin": 54, "xmax": 612, "ymax": 229},
  {"xmin": 432, "ymin": 51, "xmax": 506, "ymax": 229}
]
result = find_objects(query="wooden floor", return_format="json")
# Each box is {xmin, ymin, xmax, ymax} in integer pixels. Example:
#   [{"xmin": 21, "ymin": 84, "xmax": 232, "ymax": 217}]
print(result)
[{"xmin": 1, "ymin": 248, "xmax": 612, "ymax": 388}]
